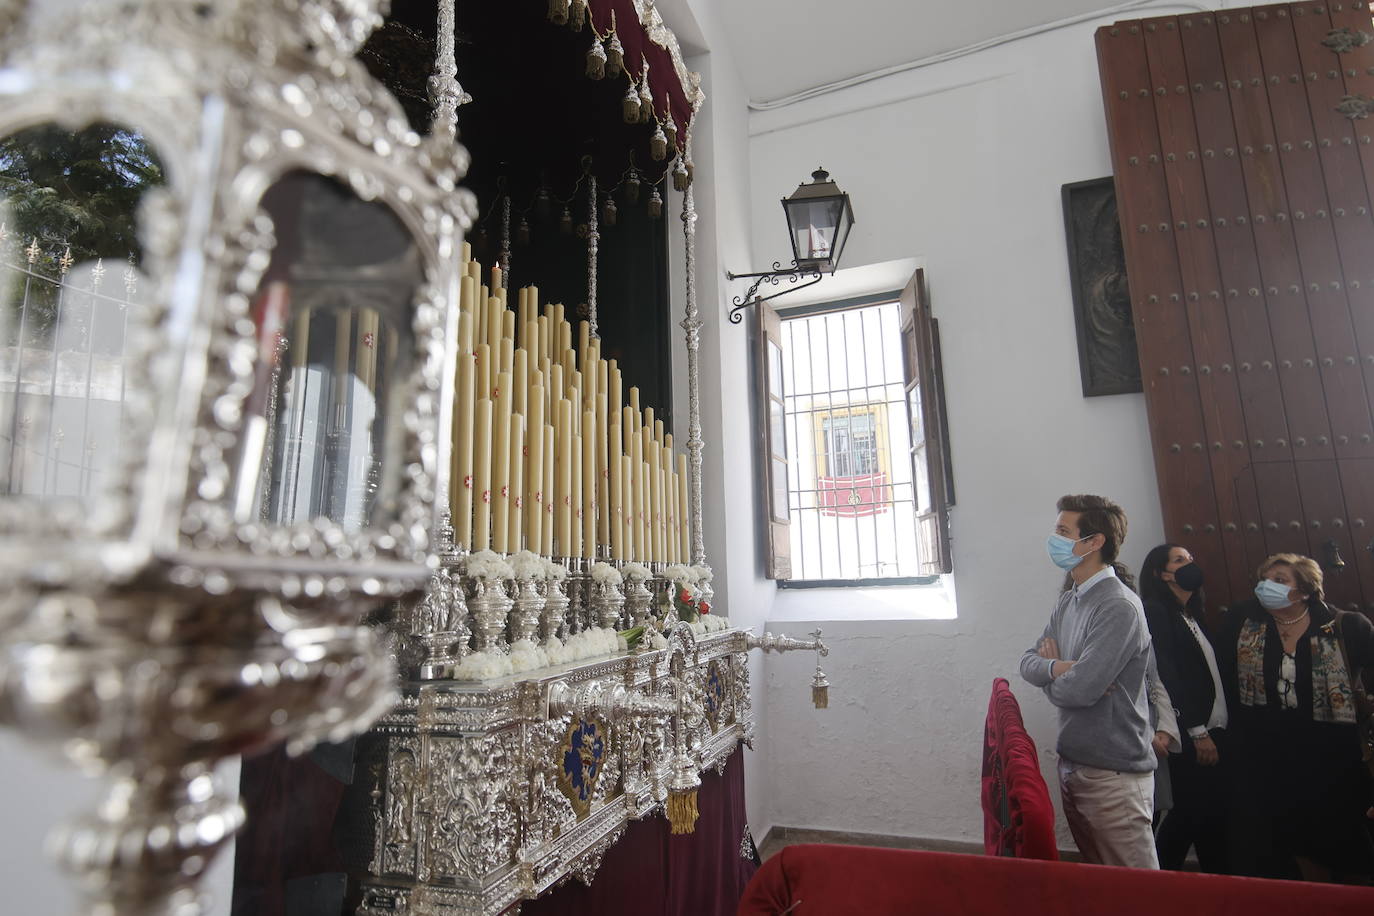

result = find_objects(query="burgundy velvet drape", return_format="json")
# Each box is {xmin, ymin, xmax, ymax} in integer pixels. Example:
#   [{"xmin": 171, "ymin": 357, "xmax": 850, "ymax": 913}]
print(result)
[
  {"xmin": 585, "ymin": 0, "xmax": 697, "ymax": 138},
  {"xmin": 524, "ymin": 745, "xmax": 757, "ymax": 916}
]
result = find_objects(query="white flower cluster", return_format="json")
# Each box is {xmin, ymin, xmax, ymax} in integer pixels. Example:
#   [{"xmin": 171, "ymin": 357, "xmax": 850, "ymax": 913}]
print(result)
[
  {"xmin": 589, "ymin": 561, "xmax": 623, "ymax": 586},
  {"xmin": 466, "ymin": 549, "xmax": 513, "ymax": 583},
  {"xmin": 661, "ymin": 563, "xmax": 693, "ymax": 585},
  {"xmin": 451, "ymin": 648, "xmax": 514, "ymax": 681},
  {"xmin": 543, "ymin": 628, "xmax": 620, "ymax": 666},
  {"xmin": 621, "ymin": 561, "xmax": 651, "ymax": 583},
  {"xmin": 510, "ymin": 549, "xmax": 547, "ymax": 581},
  {"xmin": 543, "ymin": 557, "xmax": 569, "ymax": 580},
  {"xmin": 451, "ymin": 629, "xmax": 623, "ymax": 681},
  {"xmin": 689, "ymin": 614, "xmax": 731, "ymax": 636},
  {"xmin": 647, "ymin": 631, "xmax": 669, "ymax": 650},
  {"xmin": 690, "ymin": 563, "xmax": 713, "ymax": 584}
]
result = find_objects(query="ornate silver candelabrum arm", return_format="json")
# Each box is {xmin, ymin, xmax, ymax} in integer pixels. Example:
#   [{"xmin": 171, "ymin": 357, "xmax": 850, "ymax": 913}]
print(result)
[
  {"xmin": 545, "ymin": 679, "xmax": 676, "ymax": 724},
  {"xmin": 743, "ymin": 627, "xmax": 831, "ymax": 709}
]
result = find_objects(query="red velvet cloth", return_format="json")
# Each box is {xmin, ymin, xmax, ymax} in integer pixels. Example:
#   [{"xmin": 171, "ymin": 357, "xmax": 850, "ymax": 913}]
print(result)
[
  {"xmin": 585, "ymin": 0, "xmax": 698, "ymax": 137},
  {"xmin": 981, "ymin": 677, "xmax": 1058, "ymax": 859},
  {"xmin": 523, "ymin": 745, "xmax": 757, "ymax": 916},
  {"xmin": 736, "ymin": 844, "xmax": 1374, "ymax": 916}
]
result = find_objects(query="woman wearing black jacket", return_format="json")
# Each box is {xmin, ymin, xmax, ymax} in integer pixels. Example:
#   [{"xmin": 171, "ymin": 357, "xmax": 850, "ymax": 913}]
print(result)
[
  {"xmin": 1140, "ymin": 543, "xmax": 1229, "ymax": 872},
  {"xmin": 1216, "ymin": 553, "xmax": 1374, "ymax": 883}
]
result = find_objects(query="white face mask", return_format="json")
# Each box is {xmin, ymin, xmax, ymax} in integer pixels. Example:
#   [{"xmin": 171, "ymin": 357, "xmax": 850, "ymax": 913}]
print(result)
[{"xmin": 1254, "ymin": 578, "xmax": 1295, "ymax": 610}]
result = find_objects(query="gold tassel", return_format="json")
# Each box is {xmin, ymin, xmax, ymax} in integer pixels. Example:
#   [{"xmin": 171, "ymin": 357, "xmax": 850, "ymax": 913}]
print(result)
[
  {"xmin": 813, "ymin": 683, "xmax": 829, "ymax": 709},
  {"xmin": 639, "ymin": 80, "xmax": 654, "ymax": 124},
  {"xmin": 647, "ymin": 187, "xmax": 663, "ymax": 219},
  {"xmin": 602, "ymin": 197, "xmax": 617, "ymax": 227},
  {"xmin": 672, "ymin": 157, "xmax": 689, "ymax": 192},
  {"xmin": 548, "ymin": 0, "xmax": 569, "ymax": 26},
  {"xmin": 663, "ymin": 114, "xmax": 678, "ymax": 156},
  {"xmin": 606, "ymin": 32, "xmax": 624, "ymax": 77},
  {"xmin": 570, "ymin": 0, "xmax": 587, "ymax": 30},
  {"xmin": 586, "ymin": 38, "xmax": 606, "ymax": 79},
  {"xmin": 667, "ymin": 788, "xmax": 699, "ymax": 834},
  {"xmin": 650, "ymin": 123, "xmax": 668, "ymax": 161},
  {"xmin": 622, "ymin": 82, "xmax": 641, "ymax": 123}
]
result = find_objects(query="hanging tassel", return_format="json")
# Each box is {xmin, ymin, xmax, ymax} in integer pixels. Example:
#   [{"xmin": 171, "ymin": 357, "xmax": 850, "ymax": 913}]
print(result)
[
  {"xmin": 812, "ymin": 668, "xmax": 830, "ymax": 709},
  {"xmin": 625, "ymin": 170, "xmax": 640, "ymax": 204},
  {"xmin": 605, "ymin": 30, "xmax": 624, "ymax": 77},
  {"xmin": 667, "ymin": 788, "xmax": 700, "ymax": 835},
  {"xmin": 548, "ymin": 0, "xmax": 569, "ymax": 26},
  {"xmin": 560, "ymin": 206, "xmax": 573, "ymax": 235},
  {"xmin": 602, "ymin": 197, "xmax": 617, "ymax": 227},
  {"xmin": 663, "ymin": 113, "xmax": 679, "ymax": 156},
  {"xmin": 586, "ymin": 37, "xmax": 606, "ymax": 79},
  {"xmin": 672, "ymin": 157, "xmax": 689, "ymax": 192},
  {"xmin": 638, "ymin": 77, "xmax": 654, "ymax": 124},
  {"xmin": 516, "ymin": 217, "xmax": 531, "ymax": 246},
  {"xmin": 650, "ymin": 122, "xmax": 668, "ymax": 161},
  {"xmin": 569, "ymin": 0, "xmax": 587, "ymax": 30},
  {"xmin": 535, "ymin": 186, "xmax": 551, "ymax": 219},
  {"xmin": 647, "ymin": 187, "xmax": 663, "ymax": 219},
  {"xmin": 622, "ymin": 81, "xmax": 641, "ymax": 123}
]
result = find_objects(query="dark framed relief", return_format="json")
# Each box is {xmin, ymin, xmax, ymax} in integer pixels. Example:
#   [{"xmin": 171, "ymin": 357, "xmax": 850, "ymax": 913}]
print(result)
[{"xmin": 1062, "ymin": 177, "xmax": 1142, "ymax": 397}]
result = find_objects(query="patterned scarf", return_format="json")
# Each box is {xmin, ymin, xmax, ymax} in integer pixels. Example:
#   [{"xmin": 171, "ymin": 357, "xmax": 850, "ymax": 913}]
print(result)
[{"xmin": 1235, "ymin": 618, "xmax": 1356, "ymax": 723}]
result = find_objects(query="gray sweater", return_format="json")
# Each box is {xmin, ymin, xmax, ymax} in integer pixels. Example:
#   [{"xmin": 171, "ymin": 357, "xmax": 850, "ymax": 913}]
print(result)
[{"xmin": 1019, "ymin": 569, "xmax": 1156, "ymax": 773}]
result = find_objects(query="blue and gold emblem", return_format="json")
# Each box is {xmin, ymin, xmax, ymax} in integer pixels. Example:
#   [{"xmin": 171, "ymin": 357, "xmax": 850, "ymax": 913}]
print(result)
[{"xmin": 556, "ymin": 717, "xmax": 609, "ymax": 819}]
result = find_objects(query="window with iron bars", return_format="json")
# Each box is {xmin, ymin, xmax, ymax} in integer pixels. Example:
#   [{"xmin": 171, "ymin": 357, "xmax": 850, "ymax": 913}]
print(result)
[{"xmin": 781, "ymin": 301, "xmax": 923, "ymax": 582}]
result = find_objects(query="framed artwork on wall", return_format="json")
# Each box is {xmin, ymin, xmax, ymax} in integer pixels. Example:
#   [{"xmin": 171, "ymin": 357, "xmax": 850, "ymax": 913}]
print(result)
[{"xmin": 1062, "ymin": 176, "xmax": 1142, "ymax": 397}]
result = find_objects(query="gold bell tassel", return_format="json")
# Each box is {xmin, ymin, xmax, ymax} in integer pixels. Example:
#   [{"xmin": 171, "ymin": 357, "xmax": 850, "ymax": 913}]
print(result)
[
  {"xmin": 812, "ymin": 665, "xmax": 830, "ymax": 710},
  {"xmin": 667, "ymin": 754, "xmax": 700, "ymax": 835},
  {"xmin": 548, "ymin": 0, "xmax": 569, "ymax": 25},
  {"xmin": 667, "ymin": 789, "xmax": 700, "ymax": 835}
]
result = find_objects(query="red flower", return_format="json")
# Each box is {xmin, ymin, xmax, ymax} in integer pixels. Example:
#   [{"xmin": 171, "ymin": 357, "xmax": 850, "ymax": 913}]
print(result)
[
  {"xmin": 700, "ymin": 601, "xmax": 711, "ymax": 615},
  {"xmin": 678, "ymin": 587, "xmax": 691, "ymax": 603},
  {"xmin": 482, "ymin": 490, "xmax": 491, "ymax": 504}
]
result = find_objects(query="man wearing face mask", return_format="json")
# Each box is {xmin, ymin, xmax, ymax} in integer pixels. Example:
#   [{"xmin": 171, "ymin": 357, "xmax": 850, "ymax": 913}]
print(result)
[{"xmin": 1019, "ymin": 494, "xmax": 1158, "ymax": 868}]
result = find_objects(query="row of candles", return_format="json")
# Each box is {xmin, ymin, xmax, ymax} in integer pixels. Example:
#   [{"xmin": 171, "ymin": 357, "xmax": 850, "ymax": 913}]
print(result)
[{"xmin": 450, "ymin": 245, "xmax": 691, "ymax": 563}]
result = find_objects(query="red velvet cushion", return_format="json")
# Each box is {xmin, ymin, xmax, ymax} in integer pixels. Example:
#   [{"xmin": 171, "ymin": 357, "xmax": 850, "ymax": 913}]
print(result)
[
  {"xmin": 982, "ymin": 678, "xmax": 1057, "ymax": 859},
  {"xmin": 737, "ymin": 845, "xmax": 1374, "ymax": 916}
]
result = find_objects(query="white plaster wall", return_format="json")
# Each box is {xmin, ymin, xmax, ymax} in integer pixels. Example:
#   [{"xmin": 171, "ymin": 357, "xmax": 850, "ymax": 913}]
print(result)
[
  {"xmin": 744, "ymin": 8, "xmax": 1230, "ymax": 847},
  {"xmin": 0, "ymin": 734, "xmax": 238, "ymax": 915}
]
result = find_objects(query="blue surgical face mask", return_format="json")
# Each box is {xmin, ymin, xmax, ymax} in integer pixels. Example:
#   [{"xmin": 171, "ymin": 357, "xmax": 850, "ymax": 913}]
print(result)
[
  {"xmin": 1254, "ymin": 578, "xmax": 1296, "ymax": 610},
  {"xmin": 1047, "ymin": 534, "xmax": 1091, "ymax": 570}
]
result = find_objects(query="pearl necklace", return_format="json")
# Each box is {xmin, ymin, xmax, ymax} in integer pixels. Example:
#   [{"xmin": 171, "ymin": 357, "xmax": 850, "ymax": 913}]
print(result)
[{"xmin": 1274, "ymin": 608, "xmax": 1309, "ymax": 627}]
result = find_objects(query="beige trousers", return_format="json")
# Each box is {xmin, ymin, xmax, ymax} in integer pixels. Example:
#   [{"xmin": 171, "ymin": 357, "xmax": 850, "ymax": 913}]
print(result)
[{"xmin": 1058, "ymin": 760, "xmax": 1159, "ymax": 869}]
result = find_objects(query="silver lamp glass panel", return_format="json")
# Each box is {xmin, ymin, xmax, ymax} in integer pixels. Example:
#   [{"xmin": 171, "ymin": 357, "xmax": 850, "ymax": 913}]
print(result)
[{"xmin": 233, "ymin": 170, "xmax": 422, "ymax": 536}]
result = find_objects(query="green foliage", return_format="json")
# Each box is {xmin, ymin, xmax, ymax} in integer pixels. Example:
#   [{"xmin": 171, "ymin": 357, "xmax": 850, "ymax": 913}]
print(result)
[{"xmin": 0, "ymin": 123, "xmax": 164, "ymax": 342}]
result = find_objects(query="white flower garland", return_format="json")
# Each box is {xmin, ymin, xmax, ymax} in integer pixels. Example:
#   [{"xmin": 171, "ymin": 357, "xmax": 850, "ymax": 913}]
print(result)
[
  {"xmin": 543, "ymin": 557, "xmax": 569, "ymax": 580},
  {"xmin": 589, "ymin": 561, "xmax": 623, "ymax": 586},
  {"xmin": 621, "ymin": 561, "xmax": 651, "ymax": 583},
  {"xmin": 510, "ymin": 549, "xmax": 547, "ymax": 581},
  {"xmin": 451, "ymin": 629, "xmax": 624, "ymax": 681},
  {"xmin": 466, "ymin": 549, "xmax": 513, "ymax": 584}
]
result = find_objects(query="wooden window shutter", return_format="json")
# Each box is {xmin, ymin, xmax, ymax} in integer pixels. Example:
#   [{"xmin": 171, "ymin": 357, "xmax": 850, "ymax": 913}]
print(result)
[
  {"xmin": 755, "ymin": 299, "xmax": 792, "ymax": 579},
  {"xmin": 899, "ymin": 269, "xmax": 953, "ymax": 575}
]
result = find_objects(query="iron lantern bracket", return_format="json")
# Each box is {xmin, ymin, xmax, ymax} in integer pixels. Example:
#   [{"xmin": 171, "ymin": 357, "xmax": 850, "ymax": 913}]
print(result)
[{"xmin": 725, "ymin": 261, "xmax": 825, "ymax": 324}]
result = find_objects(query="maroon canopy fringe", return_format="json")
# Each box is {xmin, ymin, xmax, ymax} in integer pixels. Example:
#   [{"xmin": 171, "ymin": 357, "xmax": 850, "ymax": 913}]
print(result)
[{"xmin": 549, "ymin": 0, "xmax": 703, "ymax": 175}]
